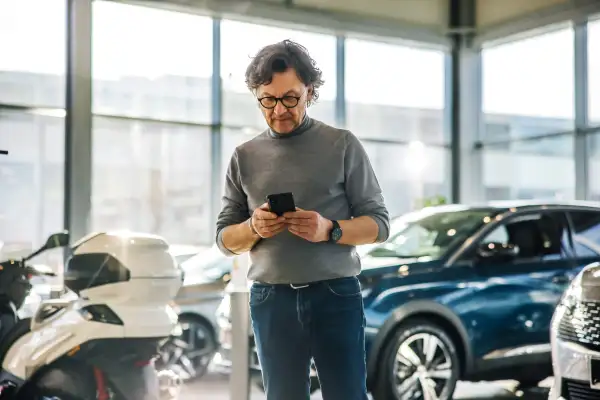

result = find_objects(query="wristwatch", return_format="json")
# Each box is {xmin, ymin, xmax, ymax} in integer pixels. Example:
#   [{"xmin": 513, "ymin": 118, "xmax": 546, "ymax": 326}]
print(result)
[{"xmin": 328, "ymin": 220, "xmax": 342, "ymax": 243}]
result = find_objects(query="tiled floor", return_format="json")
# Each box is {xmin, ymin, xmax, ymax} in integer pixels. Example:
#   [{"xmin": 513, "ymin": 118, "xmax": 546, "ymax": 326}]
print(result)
[{"xmin": 179, "ymin": 373, "xmax": 552, "ymax": 400}]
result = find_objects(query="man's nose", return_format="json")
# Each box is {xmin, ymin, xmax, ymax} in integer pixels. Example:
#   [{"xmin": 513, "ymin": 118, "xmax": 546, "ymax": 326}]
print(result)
[{"xmin": 273, "ymin": 101, "xmax": 287, "ymax": 115}]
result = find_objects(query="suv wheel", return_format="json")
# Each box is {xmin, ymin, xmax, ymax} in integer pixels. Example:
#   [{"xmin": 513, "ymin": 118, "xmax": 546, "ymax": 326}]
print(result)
[{"xmin": 373, "ymin": 318, "xmax": 460, "ymax": 400}]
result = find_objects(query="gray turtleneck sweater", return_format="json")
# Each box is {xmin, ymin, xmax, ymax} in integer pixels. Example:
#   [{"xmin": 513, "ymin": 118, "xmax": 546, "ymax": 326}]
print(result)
[{"xmin": 216, "ymin": 117, "xmax": 390, "ymax": 284}]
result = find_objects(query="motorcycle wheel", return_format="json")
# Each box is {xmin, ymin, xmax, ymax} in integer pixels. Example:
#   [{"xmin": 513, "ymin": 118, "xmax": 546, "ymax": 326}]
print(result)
[{"xmin": 156, "ymin": 315, "xmax": 217, "ymax": 381}]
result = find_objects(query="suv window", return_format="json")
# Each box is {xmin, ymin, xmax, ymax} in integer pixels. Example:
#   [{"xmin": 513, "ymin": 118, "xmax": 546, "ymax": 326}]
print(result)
[
  {"xmin": 568, "ymin": 211, "xmax": 600, "ymax": 257},
  {"xmin": 478, "ymin": 212, "xmax": 570, "ymax": 262}
]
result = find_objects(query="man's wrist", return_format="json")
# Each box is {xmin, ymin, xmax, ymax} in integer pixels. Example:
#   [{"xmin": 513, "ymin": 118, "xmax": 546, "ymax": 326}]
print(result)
[
  {"xmin": 247, "ymin": 217, "xmax": 260, "ymax": 237},
  {"xmin": 322, "ymin": 219, "xmax": 334, "ymax": 242}
]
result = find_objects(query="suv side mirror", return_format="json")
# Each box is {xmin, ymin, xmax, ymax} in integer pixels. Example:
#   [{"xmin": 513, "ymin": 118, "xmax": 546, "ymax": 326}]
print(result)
[{"xmin": 476, "ymin": 242, "xmax": 519, "ymax": 263}]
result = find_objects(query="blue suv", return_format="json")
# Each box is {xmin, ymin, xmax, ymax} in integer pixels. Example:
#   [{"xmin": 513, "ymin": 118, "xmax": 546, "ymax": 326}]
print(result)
[{"xmin": 215, "ymin": 201, "xmax": 600, "ymax": 400}]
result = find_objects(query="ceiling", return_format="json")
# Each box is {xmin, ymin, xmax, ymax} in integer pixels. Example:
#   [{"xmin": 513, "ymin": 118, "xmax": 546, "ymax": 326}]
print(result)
[{"xmin": 134, "ymin": 0, "xmax": 600, "ymax": 45}]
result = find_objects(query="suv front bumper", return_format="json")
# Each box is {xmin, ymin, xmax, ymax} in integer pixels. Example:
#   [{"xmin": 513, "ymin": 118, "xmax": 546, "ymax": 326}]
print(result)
[{"xmin": 550, "ymin": 335, "xmax": 600, "ymax": 399}]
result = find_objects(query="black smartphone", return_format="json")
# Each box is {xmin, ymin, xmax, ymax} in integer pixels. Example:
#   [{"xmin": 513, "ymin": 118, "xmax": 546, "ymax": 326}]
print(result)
[{"xmin": 266, "ymin": 192, "xmax": 296, "ymax": 216}]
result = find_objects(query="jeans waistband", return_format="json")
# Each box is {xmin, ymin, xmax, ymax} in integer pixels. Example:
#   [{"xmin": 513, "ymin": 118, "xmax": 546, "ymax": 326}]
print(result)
[{"xmin": 254, "ymin": 276, "xmax": 357, "ymax": 290}]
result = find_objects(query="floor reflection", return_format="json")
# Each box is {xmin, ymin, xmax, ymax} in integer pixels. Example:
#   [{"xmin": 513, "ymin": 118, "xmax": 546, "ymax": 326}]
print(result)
[{"xmin": 180, "ymin": 373, "xmax": 552, "ymax": 400}]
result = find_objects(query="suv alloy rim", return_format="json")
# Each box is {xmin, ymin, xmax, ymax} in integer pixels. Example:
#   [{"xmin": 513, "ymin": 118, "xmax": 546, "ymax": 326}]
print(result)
[
  {"xmin": 392, "ymin": 332, "xmax": 453, "ymax": 399},
  {"xmin": 158, "ymin": 320, "xmax": 215, "ymax": 381}
]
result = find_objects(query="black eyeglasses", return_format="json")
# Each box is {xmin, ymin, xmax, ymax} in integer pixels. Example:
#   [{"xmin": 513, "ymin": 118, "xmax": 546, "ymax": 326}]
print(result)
[{"xmin": 257, "ymin": 94, "xmax": 302, "ymax": 109}]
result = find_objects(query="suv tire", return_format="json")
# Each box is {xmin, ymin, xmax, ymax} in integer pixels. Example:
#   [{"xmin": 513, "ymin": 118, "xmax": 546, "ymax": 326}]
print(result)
[{"xmin": 373, "ymin": 318, "xmax": 460, "ymax": 400}]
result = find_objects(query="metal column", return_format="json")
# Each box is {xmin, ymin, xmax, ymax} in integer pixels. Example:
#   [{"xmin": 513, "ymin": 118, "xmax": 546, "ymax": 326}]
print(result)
[
  {"xmin": 64, "ymin": 0, "xmax": 93, "ymax": 242},
  {"xmin": 211, "ymin": 18, "xmax": 224, "ymax": 234},
  {"xmin": 448, "ymin": 0, "xmax": 483, "ymax": 203},
  {"xmin": 229, "ymin": 253, "xmax": 251, "ymax": 400},
  {"xmin": 335, "ymin": 35, "xmax": 346, "ymax": 128},
  {"xmin": 574, "ymin": 20, "xmax": 589, "ymax": 200}
]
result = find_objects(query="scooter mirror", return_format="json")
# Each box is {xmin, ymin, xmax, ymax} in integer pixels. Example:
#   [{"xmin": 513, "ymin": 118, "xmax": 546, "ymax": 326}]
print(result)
[
  {"xmin": 43, "ymin": 231, "xmax": 70, "ymax": 249},
  {"xmin": 24, "ymin": 231, "xmax": 70, "ymax": 261}
]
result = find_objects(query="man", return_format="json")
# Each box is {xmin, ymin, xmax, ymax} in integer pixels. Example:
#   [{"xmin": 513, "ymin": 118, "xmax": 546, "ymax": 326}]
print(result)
[{"xmin": 216, "ymin": 39, "xmax": 389, "ymax": 400}]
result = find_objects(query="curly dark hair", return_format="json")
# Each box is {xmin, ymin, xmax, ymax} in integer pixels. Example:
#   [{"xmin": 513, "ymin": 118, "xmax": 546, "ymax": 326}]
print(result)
[{"xmin": 245, "ymin": 39, "xmax": 324, "ymax": 106}]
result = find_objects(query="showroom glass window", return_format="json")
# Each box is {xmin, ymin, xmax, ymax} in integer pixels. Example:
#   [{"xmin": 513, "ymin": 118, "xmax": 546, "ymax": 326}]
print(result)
[
  {"xmin": 92, "ymin": 2, "xmax": 213, "ymax": 245},
  {"xmin": 481, "ymin": 25, "xmax": 575, "ymax": 201},
  {"xmin": 588, "ymin": 17, "xmax": 600, "ymax": 200},
  {"xmin": 345, "ymin": 38, "xmax": 449, "ymax": 218},
  {"xmin": 220, "ymin": 20, "xmax": 336, "ymax": 129},
  {"xmin": 220, "ymin": 20, "xmax": 337, "ymax": 185},
  {"xmin": 590, "ymin": 18, "xmax": 600, "ymax": 127},
  {"xmin": 0, "ymin": 0, "xmax": 65, "ymax": 267}
]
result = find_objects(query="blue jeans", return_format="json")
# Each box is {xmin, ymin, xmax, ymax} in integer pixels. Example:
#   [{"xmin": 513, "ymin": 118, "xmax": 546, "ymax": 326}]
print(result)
[{"xmin": 249, "ymin": 276, "xmax": 368, "ymax": 400}]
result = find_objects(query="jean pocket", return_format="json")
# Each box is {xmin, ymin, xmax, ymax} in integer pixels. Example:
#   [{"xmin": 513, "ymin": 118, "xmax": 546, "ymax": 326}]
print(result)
[
  {"xmin": 325, "ymin": 276, "xmax": 361, "ymax": 297},
  {"xmin": 249, "ymin": 284, "xmax": 273, "ymax": 307}
]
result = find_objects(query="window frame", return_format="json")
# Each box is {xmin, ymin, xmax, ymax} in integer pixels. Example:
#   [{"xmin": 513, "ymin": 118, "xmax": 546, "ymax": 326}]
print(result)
[{"xmin": 566, "ymin": 210, "xmax": 600, "ymax": 258}]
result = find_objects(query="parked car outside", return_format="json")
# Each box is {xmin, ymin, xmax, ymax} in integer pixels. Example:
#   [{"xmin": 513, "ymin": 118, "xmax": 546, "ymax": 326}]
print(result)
[
  {"xmin": 157, "ymin": 245, "xmax": 234, "ymax": 381},
  {"xmin": 169, "ymin": 244, "xmax": 209, "ymax": 265},
  {"xmin": 549, "ymin": 213, "xmax": 600, "ymax": 399},
  {"xmin": 214, "ymin": 201, "xmax": 600, "ymax": 400}
]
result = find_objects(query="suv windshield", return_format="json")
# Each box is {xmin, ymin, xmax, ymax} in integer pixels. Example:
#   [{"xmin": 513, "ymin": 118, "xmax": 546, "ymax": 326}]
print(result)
[{"xmin": 367, "ymin": 209, "xmax": 497, "ymax": 260}]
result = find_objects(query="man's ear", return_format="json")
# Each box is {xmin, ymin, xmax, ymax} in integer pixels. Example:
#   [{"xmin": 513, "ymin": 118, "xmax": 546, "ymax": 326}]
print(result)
[{"xmin": 306, "ymin": 86, "xmax": 314, "ymax": 105}]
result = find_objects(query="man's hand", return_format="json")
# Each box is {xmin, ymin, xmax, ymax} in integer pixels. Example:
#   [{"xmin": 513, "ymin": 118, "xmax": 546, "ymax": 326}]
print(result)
[
  {"xmin": 284, "ymin": 208, "xmax": 333, "ymax": 243},
  {"xmin": 252, "ymin": 203, "xmax": 286, "ymax": 238}
]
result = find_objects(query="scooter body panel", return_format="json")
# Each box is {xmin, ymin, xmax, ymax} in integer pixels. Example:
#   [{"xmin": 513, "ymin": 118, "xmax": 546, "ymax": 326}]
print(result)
[{"xmin": 2, "ymin": 304, "xmax": 124, "ymax": 380}]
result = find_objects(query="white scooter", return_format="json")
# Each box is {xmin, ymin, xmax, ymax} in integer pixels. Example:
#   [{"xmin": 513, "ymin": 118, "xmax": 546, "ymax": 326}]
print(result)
[{"xmin": 0, "ymin": 230, "xmax": 183, "ymax": 400}]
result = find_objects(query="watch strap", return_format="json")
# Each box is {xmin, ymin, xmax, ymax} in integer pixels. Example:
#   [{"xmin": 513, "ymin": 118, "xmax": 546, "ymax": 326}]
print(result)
[{"xmin": 329, "ymin": 220, "xmax": 341, "ymax": 243}]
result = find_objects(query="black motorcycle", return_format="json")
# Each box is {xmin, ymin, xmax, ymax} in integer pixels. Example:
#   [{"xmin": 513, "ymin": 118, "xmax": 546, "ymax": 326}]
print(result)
[{"xmin": 0, "ymin": 231, "xmax": 63, "ymax": 342}]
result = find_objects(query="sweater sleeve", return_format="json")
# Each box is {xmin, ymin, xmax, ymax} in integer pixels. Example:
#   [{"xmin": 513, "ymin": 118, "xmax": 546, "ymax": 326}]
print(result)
[
  {"xmin": 343, "ymin": 132, "xmax": 390, "ymax": 243},
  {"xmin": 215, "ymin": 148, "xmax": 250, "ymax": 256}
]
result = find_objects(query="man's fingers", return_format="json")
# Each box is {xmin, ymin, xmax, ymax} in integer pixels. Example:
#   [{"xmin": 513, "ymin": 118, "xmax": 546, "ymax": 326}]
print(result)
[
  {"xmin": 261, "ymin": 223, "xmax": 287, "ymax": 237},
  {"xmin": 265, "ymin": 223, "xmax": 286, "ymax": 232},
  {"xmin": 283, "ymin": 210, "xmax": 313, "ymax": 219},
  {"xmin": 255, "ymin": 208, "xmax": 278, "ymax": 220},
  {"xmin": 288, "ymin": 225, "xmax": 311, "ymax": 234},
  {"xmin": 285, "ymin": 217, "xmax": 311, "ymax": 226},
  {"xmin": 288, "ymin": 228, "xmax": 312, "ymax": 241},
  {"xmin": 258, "ymin": 217, "xmax": 285, "ymax": 227}
]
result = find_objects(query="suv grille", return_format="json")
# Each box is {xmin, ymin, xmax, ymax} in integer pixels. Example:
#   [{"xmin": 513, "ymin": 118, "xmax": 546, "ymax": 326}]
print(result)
[
  {"xmin": 558, "ymin": 301, "xmax": 600, "ymax": 352},
  {"xmin": 562, "ymin": 379, "xmax": 600, "ymax": 400}
]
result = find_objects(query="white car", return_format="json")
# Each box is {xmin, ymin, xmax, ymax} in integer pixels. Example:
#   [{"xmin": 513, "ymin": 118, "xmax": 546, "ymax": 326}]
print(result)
[{"xmin": 550, "ymin": 261, "xmax": 600, "ymax": 399}]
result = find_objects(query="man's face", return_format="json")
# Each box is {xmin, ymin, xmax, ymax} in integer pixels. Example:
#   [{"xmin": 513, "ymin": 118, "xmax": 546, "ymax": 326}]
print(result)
[{"xmin": 256, "ymin": 68, "xmax": 312, "ymax": 134}]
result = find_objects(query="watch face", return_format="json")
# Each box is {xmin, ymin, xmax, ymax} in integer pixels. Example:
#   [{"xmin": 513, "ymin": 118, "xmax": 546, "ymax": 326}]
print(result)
[{"xmin": 332, "ymin": 227, "xmax": 342, "ymax": 242}]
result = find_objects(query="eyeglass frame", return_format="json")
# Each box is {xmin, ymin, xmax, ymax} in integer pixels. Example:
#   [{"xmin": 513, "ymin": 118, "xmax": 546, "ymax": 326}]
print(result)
[{"xmin": 256, "ymin": 89, "xmax": 307, "ymax": 110}]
